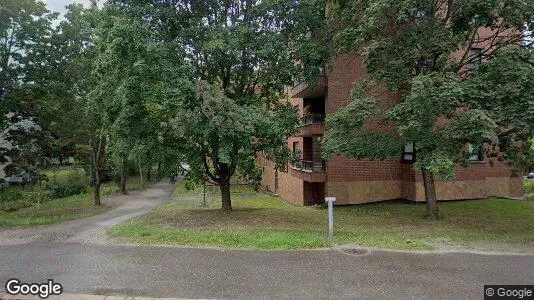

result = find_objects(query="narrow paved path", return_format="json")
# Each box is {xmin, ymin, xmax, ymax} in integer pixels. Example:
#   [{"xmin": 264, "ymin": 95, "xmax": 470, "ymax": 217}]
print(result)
[
  {"xmin": 0, "ymin": 180, "xmax": 174, "ymax": 246},
  {"xmin": 1, "ymin": 180, "xmax": 533, "ymax": 299}
]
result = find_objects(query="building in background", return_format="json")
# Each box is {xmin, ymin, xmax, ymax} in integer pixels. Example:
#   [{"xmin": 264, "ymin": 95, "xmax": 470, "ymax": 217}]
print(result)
[{"xmin": 258, "ymin": 52, "xmax": 524, "ymax": 206}]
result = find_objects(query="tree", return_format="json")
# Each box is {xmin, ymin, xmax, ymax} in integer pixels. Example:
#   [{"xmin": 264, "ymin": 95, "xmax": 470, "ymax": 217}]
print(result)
[
  {"xmin": 465, "ymin": 48, "xmax": 534, "ymax": 165},
  {"xmin": 160, "ymin": 0, "xmax": 322, "ymax": 211},
  {"xmin": 91, "ymin": 4, "xmax": 192, "ymax": 195},
  {"xmin": 172, "ymin": 81, "xmax": 299, "ymax": 211},
  {"xmin": 323, "ymin": 0, "xmax": 534, "ymax": 219},
  {"xmin": 34, "ymin": 4, "xmax": 96, "ymax": 168},
  {"xmin": 46, "ymin": 4, "xmax": 106, "ymax": 205},
  {"xmin": 0, "ymin": 0, "xmax": 57, "ymax": 174},
  {"xmin": 104, "ymin": 0, "xmax": 324, "ymax": 211}
]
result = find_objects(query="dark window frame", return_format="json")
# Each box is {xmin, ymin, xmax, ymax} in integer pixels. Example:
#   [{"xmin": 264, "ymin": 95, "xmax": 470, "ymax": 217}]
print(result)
[
  {"xmin": 402, "ymin": 141, "xmax": 416, "ymax": 163},
  {"xmin": 467, "ymin": 47, "xmax": 483, "ymax": 72},
  {"xmin": 468, "ymin": 143, "xmax": 484, "ymax": 162}
]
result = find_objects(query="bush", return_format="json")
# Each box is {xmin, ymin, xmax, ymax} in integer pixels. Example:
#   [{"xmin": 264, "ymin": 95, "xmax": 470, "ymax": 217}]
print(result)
[
  {"xmin": 44, "ymin": 182, "xmax": 86, "ymax": 199},
  {"xmin": 0, "ymin": 190, "xmax": 23, "ymax": 203},
  {"xmin": 0, "ymin": 199, "xmax": 33, "ymax": 212},
  {"xmin": 524, "ymin": 180, "xmax": 534, "ymax": 194},
  {"xmin": 0, "ymin": 190, "xmax": 38, "ymax": 212}
]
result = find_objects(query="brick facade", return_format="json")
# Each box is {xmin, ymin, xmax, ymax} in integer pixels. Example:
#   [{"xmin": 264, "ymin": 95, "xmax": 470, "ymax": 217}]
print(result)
[{"xmin": 259, "ymin": 51, "xmax": 524, "ymax": 206}]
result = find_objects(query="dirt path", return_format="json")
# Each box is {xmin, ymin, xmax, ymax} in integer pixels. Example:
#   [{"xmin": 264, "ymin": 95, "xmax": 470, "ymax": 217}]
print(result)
[{"xmin": 0, "ymin": 180, "xmax": 175, "ymax": 246}]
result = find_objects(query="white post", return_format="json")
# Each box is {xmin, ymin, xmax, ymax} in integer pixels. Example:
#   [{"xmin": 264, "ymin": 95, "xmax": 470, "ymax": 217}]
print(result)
[{"xmin": 325, "ymin": 197, "xmax": 336, "ymax": 239}]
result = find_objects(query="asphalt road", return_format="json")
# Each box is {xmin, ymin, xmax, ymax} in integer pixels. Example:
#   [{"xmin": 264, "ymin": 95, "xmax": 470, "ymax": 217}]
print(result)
[{"xmin": 1, "ymin": 181, "xmax": 533, "ymax": 299}]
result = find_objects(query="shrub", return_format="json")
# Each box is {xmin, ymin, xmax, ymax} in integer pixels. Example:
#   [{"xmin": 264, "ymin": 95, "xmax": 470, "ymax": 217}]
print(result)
[
  {"xmin": 100, "ymin": 185, "xmax": 120, "ymax": 196},
  {"xmin": 44, "ymin": 182, "xmax": 86, "ymax": 199},
  {"xmin": 524, "ymin": 180, "xmax": 534, "ymax": 194},
  {"xmin": 0, "ymin": 199, "xmax": 33, "ymax": 212},
  {"xmin": 0, "ymin": 190, "xmax": 23, "ymax": 203},
  {"xmin": 0, "ymin": 190, "xmax": 37, "ymax": 212}
]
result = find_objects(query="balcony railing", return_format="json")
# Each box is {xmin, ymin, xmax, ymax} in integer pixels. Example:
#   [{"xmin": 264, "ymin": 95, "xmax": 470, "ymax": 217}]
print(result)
[
  {"xmin": 302, "ymin": 113, "xmax": 325, "ymax": 125},
  {"xmin": 298, "ymin": 160, "xmax": 326, "ymax": 172}
]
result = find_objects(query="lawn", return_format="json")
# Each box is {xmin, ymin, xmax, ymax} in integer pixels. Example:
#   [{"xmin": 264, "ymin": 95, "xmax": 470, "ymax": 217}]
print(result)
[
  {"xmin": 109, "ymin": 185, "xmax": 534, "ymax": 250},
  {"xmin": 0, "ymin": 192, "xmax": 109, "ymax": 227},
  {"xmin": 0, "ymin": 167, "xmax": 150, "ymax": 228},
  {"xmin": 173, "ymin": 179, "xmax": 258, "ymax": 196}
]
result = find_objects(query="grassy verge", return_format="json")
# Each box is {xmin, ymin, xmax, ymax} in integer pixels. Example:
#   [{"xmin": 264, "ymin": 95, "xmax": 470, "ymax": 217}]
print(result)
[
  {"xmin": 172, "ymin": 179, "xmax": 258, "ymax": 196},
  {"xmin": 0, "ymin": 192, "xmax": 109, "ymax": 227},
  {"xmin": 108, "ymin": 190, "xmax": 534, "ymax": 250},
  {"xmin": 100, "ymin": 176, "xmax": 148, "ymax": 196},
  {"xmin": 0, "ymin": 169, "xmax": 150, "ymax": 228}
]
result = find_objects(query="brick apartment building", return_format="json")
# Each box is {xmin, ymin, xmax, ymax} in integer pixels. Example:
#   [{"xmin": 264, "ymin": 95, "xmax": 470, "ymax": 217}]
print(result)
[{"xmin": 258, "ymin": 49, "xmax": 524, "ymax": 206}]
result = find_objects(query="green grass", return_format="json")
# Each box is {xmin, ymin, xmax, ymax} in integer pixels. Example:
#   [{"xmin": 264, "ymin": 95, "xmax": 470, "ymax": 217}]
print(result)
[
  {"xmin": 173, "ymin": 179, "xmax": 258, "ymax": 196},
  {"xmin": 0, "ymin": 168, "xmax": 150, "ymax": 228},
  {"xmin": 0, "ymin": 192, "xmax": 109, "ymax": 227},
  {"xmin": 524, "ymin": 179, "xmax": 534, "ymax": 194},
  {"xmin": 108, "ymin": 191, "xmax": 534, "ymax": 250},
  {"xmin": 99, "ymin": 176, "xmax": 148, "ymax": 196},
  {"xmin": 42, "ymin": 167, "xmax": 88, "ymax": 185}
]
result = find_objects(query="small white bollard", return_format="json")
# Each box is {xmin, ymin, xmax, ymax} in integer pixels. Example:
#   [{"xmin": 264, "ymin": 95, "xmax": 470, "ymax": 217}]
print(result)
[{"xmin": 325, "ymin": 197, "xmax": 336, "ymax": 239}]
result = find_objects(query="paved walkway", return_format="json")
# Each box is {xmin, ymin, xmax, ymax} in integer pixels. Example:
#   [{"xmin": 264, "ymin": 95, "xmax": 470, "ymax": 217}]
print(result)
[
  {"xmin": 0, "ymin": 180, "xmax": 174, "ymax": 246},
  {"xmin": 0, "ymin": 180, "xmax": 533, "ymax": 299}
]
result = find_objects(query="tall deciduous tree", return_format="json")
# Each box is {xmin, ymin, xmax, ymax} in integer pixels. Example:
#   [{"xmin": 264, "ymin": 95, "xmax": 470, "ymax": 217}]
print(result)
[
  {"xmin": 105, "ymin": 0, "xmax": 324, "ymax": 211},
  {"xmin": 0, "ymin": 0, "xmax": 57, "ymax": 174},
  {"xmin": 164, "ymin": 0, "xmax": 320, "ymax": 211},
  {"xmin": 172, "ymin": 81, "xmax": 298, "ymax": 211},
  {"xmin": 323, "ymin": 0, "xmax": 534, "ymax": 219},
  {"xmin": 93, "ymin": 4, "xmax": 193, "ymax": 195}
]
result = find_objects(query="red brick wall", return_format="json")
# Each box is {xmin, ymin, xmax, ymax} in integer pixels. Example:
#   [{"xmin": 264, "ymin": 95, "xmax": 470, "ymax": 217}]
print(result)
[
  {"xmin": 259, "ymin": 155, "xmax": 304, "ymax": 205},
  {"xmin": 322, "ymin": 51, "xmax": 522, "ymax": 203},
  {"xmin": 260, "ymin": 42, "xmax": 523, "ymax": 206}
]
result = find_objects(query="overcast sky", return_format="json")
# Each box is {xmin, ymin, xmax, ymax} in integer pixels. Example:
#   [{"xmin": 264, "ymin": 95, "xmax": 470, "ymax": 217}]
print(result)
[{"xmin": 43, "ymin": 0, "xmax": 92, "ymax": 16}]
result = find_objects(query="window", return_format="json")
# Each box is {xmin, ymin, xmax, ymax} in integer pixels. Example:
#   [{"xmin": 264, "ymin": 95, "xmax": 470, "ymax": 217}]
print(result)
[
  {"xmin": 410, "ymin": 10, "xmax": 426, "ymax": 22},
  {"xmin": 499, "ymin": 136, "xmax": 509, "ymax": 152},
  {"xmin": 293, "ymin": 142, "xmax": 300, "ymax": 154},
  {"xmin": 467, "ymin": 48, "xmax": 483, "ymax": 71},
  {"xmin": 468, "ymin": 143, "xmax": 484, "ymax": 162},
  {"xmin": 402, "ymin": 142, "xmax": 415, "ymax": 162}
]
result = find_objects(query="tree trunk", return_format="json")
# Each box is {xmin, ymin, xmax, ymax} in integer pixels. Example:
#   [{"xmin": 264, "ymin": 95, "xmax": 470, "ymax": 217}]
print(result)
[
  {"xmin": 138, "ymin": 159, "xmax": 143, "ymax": 189},
  {"xmin": 94, "ymin": 180, "xmax": 101, "ymax": 205},
  {"xmin": 89, "ymin": 167, "xmax": 96, "ymax": 186},
  {"xmin": 91, "ymin": 136, "xmax": 106, "ymax": 206},
  {"xmin": 219, "ymin": 163, "xmax": 232, "ymax": 212},
  {"xmin": 120, "ymin": 156, "xmax": 127, "ymax": 195},
  {"xmin": 94, "ymin": 159, "xmax": 101, "ymax": 205},
  {"xmin": 421, "ymin": 166, "xmax": 438, "ymax": 220},
  {"xmin": 219, "ymin": 180, "xmax": 232, "ymax": 212}
]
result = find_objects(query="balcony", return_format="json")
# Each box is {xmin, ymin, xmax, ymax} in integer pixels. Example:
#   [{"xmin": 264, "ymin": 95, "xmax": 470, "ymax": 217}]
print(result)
[
  {"xmin": 299, "ymin": 160, "xmax": 326, "ymax": 172},
  {"xmin": 291, "ymin": 160, "xmax": 327, "ymax": 182},
  {"xmin": 290, "ymin": 75, "xmax": 327, "ymax": 98},
  {"xmin": 302, "ymin": 113, "xmax": 325, "ymax": 125},
  {"xmin": 299, "ymin": 113, "xmax": 325, "ymax": 136}
]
